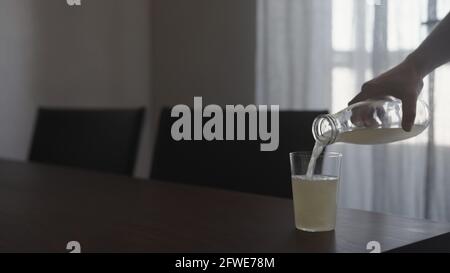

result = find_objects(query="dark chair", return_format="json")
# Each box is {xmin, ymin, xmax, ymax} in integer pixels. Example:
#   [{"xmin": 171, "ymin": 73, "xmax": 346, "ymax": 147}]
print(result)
[
  {"xmin": 151, "ymin": 107, "xmax": 327, "ymax": 198},
  {"xmin": 29, "ymin": 107, "xmax": 145, "ymax": 176}
]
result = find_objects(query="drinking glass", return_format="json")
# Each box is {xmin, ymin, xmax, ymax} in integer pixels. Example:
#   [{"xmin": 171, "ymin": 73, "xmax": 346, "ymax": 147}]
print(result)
[{"xmin": 289, "ymin": 151, "xmax": 343, "ymax": 232}]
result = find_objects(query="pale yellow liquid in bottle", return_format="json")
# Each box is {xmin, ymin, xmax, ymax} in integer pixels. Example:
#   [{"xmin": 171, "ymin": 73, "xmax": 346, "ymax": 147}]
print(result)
[
  {"xmin": 307, "ymin": 125, "xmax": 426, "ymax": 177},
  {"xmin": 334, "ymin": 125, "xmax": 426, "ymax": 144}
]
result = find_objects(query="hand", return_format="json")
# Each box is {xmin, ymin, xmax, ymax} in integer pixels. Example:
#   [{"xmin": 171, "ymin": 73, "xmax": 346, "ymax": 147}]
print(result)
[{"xmin": 348, "ymin": 57, "xmax": 425, "ymax": 131}]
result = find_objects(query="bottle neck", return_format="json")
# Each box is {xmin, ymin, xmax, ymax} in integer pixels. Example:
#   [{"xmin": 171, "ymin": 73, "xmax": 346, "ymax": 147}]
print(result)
[{"xmin": 312, "ymin": 114, "xmax": 338, "ymax": 145}]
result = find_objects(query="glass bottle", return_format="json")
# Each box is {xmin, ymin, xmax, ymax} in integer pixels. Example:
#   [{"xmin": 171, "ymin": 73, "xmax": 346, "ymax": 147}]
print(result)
[{"xmin": 312, "ymin": 96, "xmax": 430, "ymax": 145}]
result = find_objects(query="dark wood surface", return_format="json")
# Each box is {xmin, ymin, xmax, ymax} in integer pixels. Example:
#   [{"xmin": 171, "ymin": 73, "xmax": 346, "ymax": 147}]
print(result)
[{"xmin": 0, "ymin": 159, "xmax": 449, "ymax": 253}]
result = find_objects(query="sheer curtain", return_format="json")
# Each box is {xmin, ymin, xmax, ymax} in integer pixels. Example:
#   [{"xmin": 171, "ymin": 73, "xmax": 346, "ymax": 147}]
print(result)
[{"xmin": 257, "ymin": 0, "xmax": 450, "ymax": 221}]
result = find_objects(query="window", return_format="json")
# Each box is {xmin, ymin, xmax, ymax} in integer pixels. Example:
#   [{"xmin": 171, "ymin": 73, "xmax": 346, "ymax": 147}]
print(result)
[{"xmin": 331, "ymin": 0, "xmax": 450, "ymax": 145}]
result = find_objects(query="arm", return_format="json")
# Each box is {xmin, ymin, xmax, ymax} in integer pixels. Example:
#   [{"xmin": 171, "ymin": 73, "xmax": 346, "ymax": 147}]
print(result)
[
  {"xmin": 411, "ymin": 12, "xmax": 450, "ymax": 77},
  {"xmin": 349, "ymin": 12, "xmax": 450, "ymax": 131}
]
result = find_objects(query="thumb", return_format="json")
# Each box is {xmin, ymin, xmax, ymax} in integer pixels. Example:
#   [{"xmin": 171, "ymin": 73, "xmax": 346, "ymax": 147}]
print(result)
[
  {"xmin": 401, "ymin": 96, "xmax": 417, "ymax": 132},
  {"xmin": 348, "ymin": 92, "xmax": 371, "ymax": 106}
]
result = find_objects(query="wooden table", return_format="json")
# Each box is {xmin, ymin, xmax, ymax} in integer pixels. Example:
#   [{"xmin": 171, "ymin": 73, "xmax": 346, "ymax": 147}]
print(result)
[{"xmin": 0, "ymin": 159, "xmax": 449, "ymax": 253}]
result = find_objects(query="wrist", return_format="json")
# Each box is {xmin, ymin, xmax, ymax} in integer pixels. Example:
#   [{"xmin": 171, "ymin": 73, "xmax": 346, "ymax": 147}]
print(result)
[{"xmin": 405, "ymin": 51, "xmax": 430, "ymax": 79}]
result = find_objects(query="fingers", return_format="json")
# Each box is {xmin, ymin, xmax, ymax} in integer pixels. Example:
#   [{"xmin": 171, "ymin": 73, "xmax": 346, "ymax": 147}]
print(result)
[
  {"xmin": 350, "ymin": 79, "xmax": 419, "ymax": 132},
  {"xmin": 348, "ymin": 92, "xmax": 370, "ymax": 106},
  {"xmin": 351, "ymin": 106, "xmax": 377, "ymax": 128},
  {"xmin": 348, "ymin": 82, "xmax": 384, "ymax": 106},
  {"xmin": 401, "ymin": 96, "xmax": 417, "ymax": 132}
]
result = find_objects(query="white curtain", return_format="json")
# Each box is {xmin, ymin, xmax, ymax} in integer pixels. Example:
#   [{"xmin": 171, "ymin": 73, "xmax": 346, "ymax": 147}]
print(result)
[
  {"xmin": 256, "ymin": 0, "xmax": 332, "ymax": 110},
  {"xmin": 257, "ymin": 0, "xmax": 450, "ymax": 221}
]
